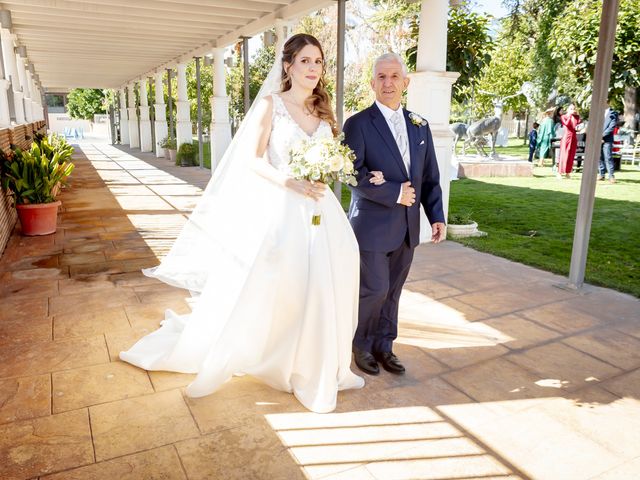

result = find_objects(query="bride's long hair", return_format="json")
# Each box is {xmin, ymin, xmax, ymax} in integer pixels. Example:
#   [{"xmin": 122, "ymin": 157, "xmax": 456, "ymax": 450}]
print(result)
[{"xmin": 280, "ymin": 34, "xmax": 338, "ymax": 137}]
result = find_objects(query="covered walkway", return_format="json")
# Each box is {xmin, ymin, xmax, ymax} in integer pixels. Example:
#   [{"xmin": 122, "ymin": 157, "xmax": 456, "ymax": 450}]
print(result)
[{"xmin": 0, "ymin": 144, "xmax": 639, "ymax": 479}]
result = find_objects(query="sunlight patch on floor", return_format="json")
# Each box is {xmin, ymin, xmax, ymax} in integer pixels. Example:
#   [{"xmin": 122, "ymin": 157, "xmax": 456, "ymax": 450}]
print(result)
[
  {"xmin": 396, "ymin": 290, "xmax": 513, "ymax": 350},
  {"xmin": 266, "ymin": 406, "xmax": 517, "ymax": 479}
]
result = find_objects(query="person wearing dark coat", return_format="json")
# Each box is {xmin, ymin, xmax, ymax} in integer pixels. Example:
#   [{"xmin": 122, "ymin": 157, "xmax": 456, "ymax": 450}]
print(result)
[{"xmin": 598, "ymin": 101, "xmax": 619, "ymax": 184}]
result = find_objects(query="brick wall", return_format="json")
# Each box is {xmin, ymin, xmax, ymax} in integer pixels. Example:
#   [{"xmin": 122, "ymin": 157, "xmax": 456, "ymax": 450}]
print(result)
[{"xmin": 0, "ymin": 121, "xmax": 48, "ymax": 256}]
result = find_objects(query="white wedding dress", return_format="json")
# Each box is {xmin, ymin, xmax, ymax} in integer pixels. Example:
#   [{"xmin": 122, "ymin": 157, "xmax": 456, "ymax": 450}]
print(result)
[{"xmin": 120, "ymin": 93, "xmax": 364, "ymax": 413}]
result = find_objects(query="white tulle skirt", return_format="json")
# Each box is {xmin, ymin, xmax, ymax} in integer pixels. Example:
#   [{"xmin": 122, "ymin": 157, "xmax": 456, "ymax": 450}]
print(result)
[{"xmin": 120, "ymin": 185, "xmax": 364, "ymax": 413}]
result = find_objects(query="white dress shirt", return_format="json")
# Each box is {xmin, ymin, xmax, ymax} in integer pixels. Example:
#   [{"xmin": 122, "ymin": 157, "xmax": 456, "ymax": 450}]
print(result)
[{"xmin": 375, "ymin": 100, "xmax": 410, "ymax": 204}]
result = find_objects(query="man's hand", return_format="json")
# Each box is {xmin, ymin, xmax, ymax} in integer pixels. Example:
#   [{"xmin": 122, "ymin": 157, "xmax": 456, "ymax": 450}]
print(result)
[
  {"xmin": 399, "ymin": 181, "xmax": 416, "ymax": 207},
  {"xmin": 431, "ymin": 222, "xmax": 446, "ymax": 243}
]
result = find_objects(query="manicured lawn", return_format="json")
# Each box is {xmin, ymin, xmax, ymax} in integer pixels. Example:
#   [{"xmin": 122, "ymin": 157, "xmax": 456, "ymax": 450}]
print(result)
[
  {"xmin": 449, "ymin": 165, "xmax": 640, "ymax": 297},
  {"xmin": 191, "ymin": 139, "xmax": 211, "ymax": 169}
]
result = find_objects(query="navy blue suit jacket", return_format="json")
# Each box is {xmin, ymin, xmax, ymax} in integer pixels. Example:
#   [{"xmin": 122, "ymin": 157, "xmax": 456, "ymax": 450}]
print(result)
[
  {"xmin": 603, "ymin": 109, "xmax": 618, "ymax": 143},
  {"xmin": 344, "ymin": 103, "xmax": 444, "ymax": 252}
]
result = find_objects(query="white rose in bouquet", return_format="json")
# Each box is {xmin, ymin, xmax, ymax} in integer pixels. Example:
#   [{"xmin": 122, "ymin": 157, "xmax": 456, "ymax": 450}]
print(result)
[{"xmin": 289, "ymin": 134, "xmax": 358, "ymax": 225}]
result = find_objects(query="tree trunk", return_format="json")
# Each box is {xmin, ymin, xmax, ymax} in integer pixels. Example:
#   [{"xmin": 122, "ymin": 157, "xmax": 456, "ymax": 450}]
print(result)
[{"xmin": 623, "ymin": 86, "xmax": 638, "ymax": 130}]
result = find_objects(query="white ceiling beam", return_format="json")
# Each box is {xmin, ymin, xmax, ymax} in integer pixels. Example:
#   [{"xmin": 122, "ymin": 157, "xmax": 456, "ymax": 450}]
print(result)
[
  {"xmin": 7, "ymin": 6, "xmax": 250, "ymax": 27},
  {"xmin": 214, "ymin": 0, "xmax": 331, "ymax": 47},
  {"xmin": 11, "ymin": 12, "xmax": 239, "ymax": 32},
  {"xmin": 2, "ymin": 0, "xmax": 268, "ymax": 20}
]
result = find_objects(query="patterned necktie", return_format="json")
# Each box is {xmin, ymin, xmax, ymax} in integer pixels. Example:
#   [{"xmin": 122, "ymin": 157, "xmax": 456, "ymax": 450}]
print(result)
[{"xmin": 391, "ymin": 111, "xmax": 409, "ymax": 171}]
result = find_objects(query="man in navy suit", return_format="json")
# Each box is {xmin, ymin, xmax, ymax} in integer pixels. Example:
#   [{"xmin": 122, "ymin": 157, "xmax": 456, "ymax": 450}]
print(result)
[
  {"xmin": 598, "ymin": 100, "xmax": 619, "ymax": 184},
  {"xmin": 343, "ymin": 53, "xmax": 445, "ymax": 376}
]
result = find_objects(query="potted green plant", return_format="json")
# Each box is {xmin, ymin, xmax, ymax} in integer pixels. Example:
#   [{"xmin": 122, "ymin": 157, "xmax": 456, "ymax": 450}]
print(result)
[
  {"xmin": 1, "ymin": 138, "xmax": 75, "ymax": 236},
  {"xmin": 159, "ymin": 136, "xmax": 177, "ymax": 161},
  {"xmin": 177, "ymin": 142, "xmax": 197, "ymax": 167},
  {"xmin": 447, "ymin": 210, "xmax": 482, "ymax": 238}
]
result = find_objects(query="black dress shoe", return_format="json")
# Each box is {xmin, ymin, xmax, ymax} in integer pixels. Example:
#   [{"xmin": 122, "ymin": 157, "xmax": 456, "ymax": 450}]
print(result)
[
  {"xmin": 353, "ymin": 347, "xmax": 379, "ymax": 375},
  {"xmin": 374, "ymin": 351, "xmax": 405, "ymax": 374}
]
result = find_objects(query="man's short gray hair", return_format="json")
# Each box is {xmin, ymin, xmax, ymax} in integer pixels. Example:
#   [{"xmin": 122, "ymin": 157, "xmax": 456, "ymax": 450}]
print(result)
[{"xmin": 372, "ymin": 52, "xmax": 408, "ymax": 78}]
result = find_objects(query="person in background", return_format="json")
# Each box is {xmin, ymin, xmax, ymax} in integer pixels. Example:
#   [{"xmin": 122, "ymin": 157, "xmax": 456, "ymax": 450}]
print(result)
[
  {"xmin": 557, "ymin": 104, "xmax": 580, "ymax": 179},
  {"xmin": 598, "ymin": 99, "xmax": 619, "ymax": 184},
  {"xmin": 528, "ymin": 122, "xmax": 539, "ymax": 163},
  {"xmin": 537, "ymin": 108, "xmax": 555, "ymax": 167}
]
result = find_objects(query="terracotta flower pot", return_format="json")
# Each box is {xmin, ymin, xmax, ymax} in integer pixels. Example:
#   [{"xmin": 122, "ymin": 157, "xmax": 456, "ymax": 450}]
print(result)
[
  {"xmin": 16, "ymin": 201, "xmax": 61, "ymax": 236},
  {"xmin": 168, "ymin": 149, "xmax": 177, "ymax": 163}
]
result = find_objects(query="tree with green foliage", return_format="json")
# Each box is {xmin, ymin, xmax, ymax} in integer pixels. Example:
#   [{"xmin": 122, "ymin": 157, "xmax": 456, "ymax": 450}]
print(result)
[
  {"xmin": 549, "ymin": 0, "xmax": 640, "ymax": 113},
  {"xmin": 473, "ymin": 19, "xmax": 531, "ymax": 118},
  {"xmin": 66, "ymin": 88, "xmax": 107, "ymax": 120},
  {"xmin": 407, "ymin": 5, "xmax": 494, "ymax": 105},
  {"xmin": 226, "ymin": 43, "xmax": 275, "ymax": 124}
]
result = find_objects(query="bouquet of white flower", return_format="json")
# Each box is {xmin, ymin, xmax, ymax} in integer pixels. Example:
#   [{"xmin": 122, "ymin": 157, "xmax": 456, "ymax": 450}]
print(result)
[{"xmin": 288, "ymin": 133, "xmax": 358, "ymax": 225}]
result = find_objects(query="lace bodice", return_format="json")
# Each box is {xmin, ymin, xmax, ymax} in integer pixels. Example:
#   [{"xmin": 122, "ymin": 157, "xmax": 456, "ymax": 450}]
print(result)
[{"xmin": 267, "ymin": 93, "xmax": 333, "ymax": 171}]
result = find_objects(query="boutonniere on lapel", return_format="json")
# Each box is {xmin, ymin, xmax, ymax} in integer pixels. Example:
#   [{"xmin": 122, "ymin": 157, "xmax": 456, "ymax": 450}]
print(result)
[{"xmin": 409, "ymin": 112, "xmax": 428, "ymax": 127}]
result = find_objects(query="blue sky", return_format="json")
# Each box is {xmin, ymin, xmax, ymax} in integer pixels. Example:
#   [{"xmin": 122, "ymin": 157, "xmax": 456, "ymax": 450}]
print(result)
[{"xmin": 471, "ymin": 0, "xmax": 510, "ymax": 18}]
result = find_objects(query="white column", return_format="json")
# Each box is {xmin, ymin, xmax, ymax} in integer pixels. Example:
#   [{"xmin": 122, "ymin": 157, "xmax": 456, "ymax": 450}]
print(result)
[
  {"xmin": 23, "ymin": 69, "xmax": 35, "ymax": 123},
  {"xmin": 0, "ymin": 78, "xmax": 10, "ymax": 127},
  {"xmin": 210, "ymin": 48, "xmax": 231, "ymax": 171},
  {"xmin": 274, "ymin": 19, "xmax": 287, "ymax": 57},
  {"xmin": 0, "ymin": 38, "xmax": 11, "ymax": 127},
  {"xmin": 1, "ymin": 29, "xmax": 24, "ymax": 124},
  {"xmin": 127, "ymin": 83, "xmax": 139, "ymax": 148},
  {"xmin": 175, "ymin": 62, "xmax": 192, "ymax": 147},
  {"xmin": 138, "ymin": 79, "xmax": 152, "ymax": 152},
  {"xmin": 119, "ymin": 87, "xmax": 129, "ymax": 144},
  {"xmin": 153, "ymin": 72, "xmax": 168, "ymax": 157},
  {"xmin": 15, "ymin": 52, "xmax": 32, "ymax": 123},
  {"xmin": 407, "ymin": 0, "xmax": 459, "ymax": 243}
]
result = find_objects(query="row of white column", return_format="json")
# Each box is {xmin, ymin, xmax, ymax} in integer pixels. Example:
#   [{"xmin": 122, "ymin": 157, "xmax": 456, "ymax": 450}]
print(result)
[
  {"xmin": 0, "ymin": 22, "xmax": 45, "ymax": 128},
  {"xmin": 118, "ymin": 46, "xmax": 232, "ymax": 171}
]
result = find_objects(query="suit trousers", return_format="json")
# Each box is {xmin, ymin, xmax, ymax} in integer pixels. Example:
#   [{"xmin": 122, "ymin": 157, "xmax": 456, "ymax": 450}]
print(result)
[{"xmin": 353, "ymin": 235, "xmax": 414, "ymax": 354}]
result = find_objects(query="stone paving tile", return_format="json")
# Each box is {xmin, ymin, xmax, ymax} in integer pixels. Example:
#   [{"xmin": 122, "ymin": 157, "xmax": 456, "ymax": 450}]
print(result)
[
  {"xmin": 0, "ymin": 277, "xmax": 59, "ymax": 300},
  {"xmin": 124, "ymin": 301, "xmax": 191, "ymax": 330},
  {"xmin": 52, "ymin": 361, "xmax": 154, "ymax": 413},
  {"xmin": 0, "ymin": 295, "xmax": 48, "ymax": 323},
  {"xmin": 443, "ymin": 389, "xmax": 629, "ymax": 480},
  {"xmin": 562, "ymin": 328, "xmax": 640, "ymax": 371},
  {"xmin": 518, "ymin": 300, "xmax": 606, "ymax": 334},
  {"xmin": 176, "ymin": 418, "xmax": 305, "ymax": 480},
  {"xmin": 0, "ymin": 315, "xmax": 52, "ymax": 346},
  {"xmin": 0, "ymin": 374, "xmax": 50, "ymax": 424},
  {"xmin": 58, "ymin": 276, "xmax": 117, "ymax": 295},
  {"xmin": 185, "ymin": 376, "xmax": 306, "ymax": 435},
  {"xmin": 105, "ymin": 326, "xmax": 154, "ymax": 361},
  {"xmin": 443, "ymin": 357, "xmax": 557, "ymax": 409},
  {"xmin": 0, "ymin": 409, "xmax": 94, "ymax": 480},
  {"xmin": 53, "ymin": 306, "xmax": 130, "ymax": 339},
  {"xmin": 41, "ymin": 445, "xmax": 187, "ymax": 480},
  {"xmin": 506, "ymin": 342, "xmax": 622, "ymax": 391},
  {"xmin": 600, "ymin": 367, "xmax": 640, "ymax": 398},
  {"xmin": 0, "ymin": 335, "xmax": 109, "ymax": 379},
  {"xmin": 90, "ymin": 389, "xmax": 199, "ymax": 461},
  {"xmin": 58, "ymin": 251, "xmax": 107, "ymax": 266},
  {"xmin": 593, "ymin": 456, "xmax": 640, "ymax": 480},
  {"xmin": 148, "ymin": 370, "xmax": 196, "ymax": 392},
  {"xmin": 49, "ymin": 288, "xmax": 139, "ymax": 317},
  {"xmin": 403, "ymin": 278, "xmax": 464, "ymax": 300},
  {"xmin": 432, "ymin": 297, "xmax": 491, "ymax": 322},
  {"xmin": 474, "ymin": 313, "xmax": 561, "ymax": 350}
]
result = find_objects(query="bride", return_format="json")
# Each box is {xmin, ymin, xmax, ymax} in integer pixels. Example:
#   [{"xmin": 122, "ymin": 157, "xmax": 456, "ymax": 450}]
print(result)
[{"xmin": 120, "ymin": 34, "xmax": 381, "ymax": 413}]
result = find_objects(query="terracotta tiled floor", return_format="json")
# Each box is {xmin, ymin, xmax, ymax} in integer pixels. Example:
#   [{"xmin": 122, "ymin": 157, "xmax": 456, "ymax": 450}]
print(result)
[{"xmin": 1, "ymin": 143, "xmax": 639, "ymax": 480}]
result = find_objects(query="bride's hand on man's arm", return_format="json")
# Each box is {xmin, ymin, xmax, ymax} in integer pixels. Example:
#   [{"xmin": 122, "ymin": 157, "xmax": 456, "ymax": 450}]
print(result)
[
  {"xmin": 369, "ymin": 171, "xmax": 386, "ymax": 185},
  {"xmin": 285, "ymin": 178, "xmax": 326, "ymax": 200}
]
